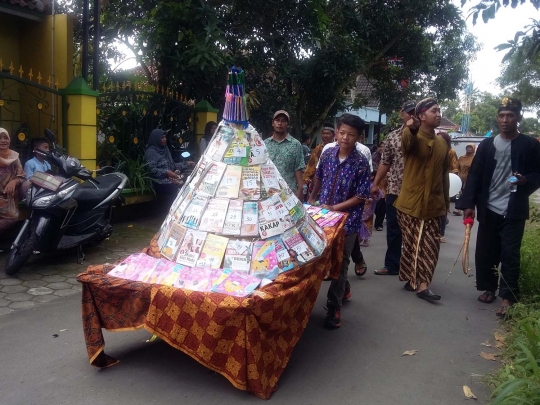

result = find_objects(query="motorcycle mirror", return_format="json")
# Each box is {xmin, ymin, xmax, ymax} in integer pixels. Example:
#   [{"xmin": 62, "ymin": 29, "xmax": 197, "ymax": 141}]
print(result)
[
  {"xmin": 181, "ymin": 151, "xmax": 191, "ymax": 158},
  {"xmin": 44, "ymin": 128, "xmax": 55, "ymax": 143},
  {"xmin": 44, "ymin": 128, "xmax": 56, "ymax": 150}
]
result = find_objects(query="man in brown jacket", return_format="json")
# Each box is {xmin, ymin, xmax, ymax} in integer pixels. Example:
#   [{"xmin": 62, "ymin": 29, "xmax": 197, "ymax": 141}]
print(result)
[{"xmin": 394, "ymin": 98, "xmax": 450, "ymax": 301}]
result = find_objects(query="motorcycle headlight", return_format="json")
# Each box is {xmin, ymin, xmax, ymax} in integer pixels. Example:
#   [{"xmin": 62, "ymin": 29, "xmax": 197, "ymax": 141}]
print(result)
[
  {"xmin": 32, "ymin": 184, "xmax": 77, "ymax": 208},
  {"xmin": 32, "ymin": 194, "xmax": 57, "ymax": 208},
  {"xmin": 57, "ymin": 184, "xmax": 77, "ymax": 198}
]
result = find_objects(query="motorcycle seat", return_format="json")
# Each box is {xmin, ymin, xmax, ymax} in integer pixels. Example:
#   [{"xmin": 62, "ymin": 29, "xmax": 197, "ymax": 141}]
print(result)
[{"xmin": 71, "ymin": 174, "xmax": 123, "ymax": 210}]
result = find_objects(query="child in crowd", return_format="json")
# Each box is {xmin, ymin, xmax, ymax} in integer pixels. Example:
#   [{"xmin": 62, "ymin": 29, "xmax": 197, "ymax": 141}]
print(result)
[
  {"xmin": 308, "ymin": 113, "xmax": 370, "ymax": 328},
  {"xmin": 24, "ymin": 138, "xmax": 51, "ymax": 179}
]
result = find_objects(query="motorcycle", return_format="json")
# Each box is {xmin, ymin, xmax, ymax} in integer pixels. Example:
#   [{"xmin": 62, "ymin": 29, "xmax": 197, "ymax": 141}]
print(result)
[{"xmin": 5, "ymin": 129, "xmax": 128, "ymax": 276}]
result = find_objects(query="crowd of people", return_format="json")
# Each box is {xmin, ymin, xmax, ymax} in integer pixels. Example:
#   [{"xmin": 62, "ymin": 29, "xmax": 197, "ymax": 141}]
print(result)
[
  {"xmin": 2, "ymin": 97, "xmax": 540, "ymax": 328},
  {"xmin": 260, "ymin": 98, "xmax": 540, "ymax": 329}
]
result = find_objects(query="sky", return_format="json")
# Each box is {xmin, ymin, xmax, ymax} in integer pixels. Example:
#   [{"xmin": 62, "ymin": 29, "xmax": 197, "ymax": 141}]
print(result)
[{"xmin": 460, "ymin": 1, "xmax": 540, "ymax": 94}]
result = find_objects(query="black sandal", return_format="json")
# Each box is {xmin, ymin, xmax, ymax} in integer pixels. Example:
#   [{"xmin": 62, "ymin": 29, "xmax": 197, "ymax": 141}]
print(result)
[
  {"xmin": 355, "ymin": 260, "xmax": 367, "ymax": 277},
  {"xmin": 478, "ymin": 291, "xmax": 497, "ymax": 304}
]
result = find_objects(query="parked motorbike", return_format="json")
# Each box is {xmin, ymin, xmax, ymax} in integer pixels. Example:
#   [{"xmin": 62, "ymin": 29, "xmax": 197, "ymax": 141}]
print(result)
[{"xmin": 5, "ymin": 129, "xmax": 128, "ymax": 276}]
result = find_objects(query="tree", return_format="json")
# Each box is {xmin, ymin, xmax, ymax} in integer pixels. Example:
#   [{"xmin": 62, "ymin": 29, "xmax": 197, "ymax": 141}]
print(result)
[
  {"xmin": 225, "ymin": 0, "xmax": 478, "ymax": 135},
  {"xmin": 441, "ymin": 92, "xmax": 501, "ymax": 135},
  {"xmin": 464, "ymin": 0, "xmax": 540, "ymax": 25},
  {"xmin": 66, "ymin": 0, "xmax": 478, "ymax": 136},
  {"xmin": 497, "ymin": 34, "xmax": 540, "ymax": 110},
  {"xmin": 441, "ymin": 99, "xmax": 462, "ymax": 122},
  {"xmin": 519, "ymin": 116, "xmax": 540, "ymax": 135}
]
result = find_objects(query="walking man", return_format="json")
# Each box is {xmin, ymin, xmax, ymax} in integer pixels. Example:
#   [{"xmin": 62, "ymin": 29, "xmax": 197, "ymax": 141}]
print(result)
[
  {"xmin": 264, "ymin": 110, "xmax": 306, "ymax": 200},
  {"xmin": 457, "ymin": 97, "xmax": 540, "ymax": 316},
  {"xmin": 308, "ymin": 114, "xmax": 370, "ymax": 328},
  {"xmin": 370, "ymin": 101, "xmax": 415, "ymax": 275},
  {"xmin": 394, "ymin": 98, "xmax": 449, "ymax": 301}
]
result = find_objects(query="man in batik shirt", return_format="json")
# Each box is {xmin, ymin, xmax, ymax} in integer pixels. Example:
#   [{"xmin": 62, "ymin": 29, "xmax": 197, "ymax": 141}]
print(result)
[
  {"xmin": 371, "ymin": 100, "xmax": 415, "ymax": 276},
  {"xmin": 264, "ymin": 110, "xmax": 306, "ymax": 200}
]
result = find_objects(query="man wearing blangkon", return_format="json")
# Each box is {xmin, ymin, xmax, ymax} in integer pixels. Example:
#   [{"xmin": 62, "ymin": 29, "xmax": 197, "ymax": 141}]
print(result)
[{"xmin": 457, "ymin": 97, "xmax": 540, "ymax": 317}]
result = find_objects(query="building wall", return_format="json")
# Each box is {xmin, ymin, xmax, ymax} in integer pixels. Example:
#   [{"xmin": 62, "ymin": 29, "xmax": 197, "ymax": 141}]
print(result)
[
  {"xmin": 0, "ymin": 13, "xmax": 20, "ymax": 67},
  {"xmin": 0, "ymin": 12, "xmax": 73, "ymax": 148},
  {"xmin": 19, "ymin": 14, "xmax": 73, "ymax": 88}
]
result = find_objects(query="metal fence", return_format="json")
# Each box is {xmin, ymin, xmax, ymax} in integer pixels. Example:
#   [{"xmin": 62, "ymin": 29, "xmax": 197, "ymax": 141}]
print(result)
[
  {"xmin": 0, "ymin": 72, "xmax": 64, "ymax": 165},
  {"xmin": 96, "ymin": 86, "xmax": 195, "ymax": 165}
]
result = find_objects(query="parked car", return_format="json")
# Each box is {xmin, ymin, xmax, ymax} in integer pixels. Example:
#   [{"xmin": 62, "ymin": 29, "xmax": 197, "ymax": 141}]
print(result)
[{"xmin": 451, "ymin": 136, "xmax": 485, "ymax": 158}]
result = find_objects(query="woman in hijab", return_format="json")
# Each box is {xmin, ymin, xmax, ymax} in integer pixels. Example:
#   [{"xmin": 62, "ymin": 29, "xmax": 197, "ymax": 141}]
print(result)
[
  {"xmin": 145, "ymin": 129, "xmax": 193, "ymax": 199},
  {"xmin": 199, "ymin": 121, "xmax": 217, "ymax": 158},
  {"xmin": 0, "ymin": 128, "xmax": 26, "ymax": 238},
  {"xmin": 453, "ymin": 144, "xmax": 476, "ymax": 216}
]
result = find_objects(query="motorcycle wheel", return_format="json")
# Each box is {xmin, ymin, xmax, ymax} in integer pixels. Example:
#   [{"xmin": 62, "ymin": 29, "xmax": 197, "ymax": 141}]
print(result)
[{"xmin": 5, "ymin": 228, "xmax": 38, "ymax": 276}]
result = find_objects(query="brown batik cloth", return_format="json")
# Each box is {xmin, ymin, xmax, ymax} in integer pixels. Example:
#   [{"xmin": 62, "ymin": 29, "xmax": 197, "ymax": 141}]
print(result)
[
  {"xmin": 397, "ymin": 211, "xmax": 441, "ymax": 289},
  {"xmin": 77, "ymin": 218, "xmax": 346, "ymax": 399}
]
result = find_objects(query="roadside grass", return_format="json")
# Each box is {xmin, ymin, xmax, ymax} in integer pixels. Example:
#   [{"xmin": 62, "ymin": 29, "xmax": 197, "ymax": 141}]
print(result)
[{"xmin": 486, "ymin": 205, "xmax": 540, "ymax": 404}]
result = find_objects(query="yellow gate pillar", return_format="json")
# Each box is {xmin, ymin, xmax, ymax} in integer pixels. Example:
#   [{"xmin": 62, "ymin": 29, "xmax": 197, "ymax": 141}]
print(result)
[
  {"xmin": 62, "ymin": 77, "xmax": 98, "ymax": 170},
  {"xmin": 194, "ymin": 99, "xmax": 219, "ymax": 157}
]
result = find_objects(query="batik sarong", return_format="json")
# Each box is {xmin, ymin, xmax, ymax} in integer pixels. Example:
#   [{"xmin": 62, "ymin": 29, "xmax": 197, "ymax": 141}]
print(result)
[{"xmin": 397, "ymin": 211, "xmax": 441, "ymax": 289}]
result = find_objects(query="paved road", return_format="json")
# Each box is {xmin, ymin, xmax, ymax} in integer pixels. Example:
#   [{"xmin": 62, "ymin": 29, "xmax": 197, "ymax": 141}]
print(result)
[{"xmin": 0, "ymin": 214, "xmax": 500, "ymax": 404}]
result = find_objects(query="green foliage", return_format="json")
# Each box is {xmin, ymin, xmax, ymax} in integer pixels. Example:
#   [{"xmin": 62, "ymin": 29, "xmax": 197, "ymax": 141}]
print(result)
[
  {"xmin": 86, "ymin": 0, "xmax": 478, "ymax": 137},
  {"xmin": 440, "ymin": 92, "xmax": 504, "ymax": 135},
  {"xmin": 519, "ymin": 117, "xmax": 540, "ymax": 136},
  {"xmin": 96, "ymin": 140, "xmax": 121, "ymax": 167},
  {"xmin": 487, "ymin": 303, "xmax": 540, "ymax": 405},
  {"xmin": 487, "ymin": 215, "xmax": 540, "ymax": 404},
  {"xmin": 464, "ymin": 0, "xmax": 540, "ymax": 26},
  {"xmin": 115, "ymin": 153, "xmax": 157, "ymax": 195},
  {"xmin": 518, "ymin": 222, "xmax": 540, "ymax": 298},
  {"xmin": 498, "ymin": 36, "xmax": 540, "ymax": 110}
]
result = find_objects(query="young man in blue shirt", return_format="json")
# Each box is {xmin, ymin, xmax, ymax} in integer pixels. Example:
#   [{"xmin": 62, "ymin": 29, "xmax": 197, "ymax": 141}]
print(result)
[
  {"xmin": 24, "ymin": 138, "xmax": 51, "ymax": 179},
  {"xmin": 308, "ymin": 114, "xmax": 371, "ymax": 328}
]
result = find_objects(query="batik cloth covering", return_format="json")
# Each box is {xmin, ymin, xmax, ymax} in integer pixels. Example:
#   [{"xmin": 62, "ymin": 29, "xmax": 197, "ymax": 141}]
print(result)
[
  {"xmin": 397, "ymin": 211, "xmax": 441, "ymax": 289},
  {"xmin": 77, "ymin": 218, "xmax": 346, "ymax": 400}
]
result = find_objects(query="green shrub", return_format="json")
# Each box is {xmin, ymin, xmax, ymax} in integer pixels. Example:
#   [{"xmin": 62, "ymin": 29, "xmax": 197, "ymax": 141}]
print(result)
[
  {"xmin": 488, "ymin": 303, "xmax": 540, "ymax": 404},
  {"xmin": 519, "ymin": 226, "xmax": 540, "ymax": 299},
  {"xmin": 115, "ymin": 153, "xmax": 156, "ymax": 195},
  {"xmin": 487, "ymin": 207, "xmax": 540, "ymax": 404}
]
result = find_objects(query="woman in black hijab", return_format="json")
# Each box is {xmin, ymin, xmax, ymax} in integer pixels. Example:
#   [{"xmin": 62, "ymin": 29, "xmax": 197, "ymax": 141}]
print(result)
[{"xmin": 145, "ymin": 128, "xmax": 193, "ymax": 198}]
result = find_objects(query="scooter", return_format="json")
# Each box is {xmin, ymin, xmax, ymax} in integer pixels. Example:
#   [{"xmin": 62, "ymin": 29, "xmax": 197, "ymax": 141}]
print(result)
[{"xmin": 5, "ymin": 129, "xmax": 128, "ymax": 276}]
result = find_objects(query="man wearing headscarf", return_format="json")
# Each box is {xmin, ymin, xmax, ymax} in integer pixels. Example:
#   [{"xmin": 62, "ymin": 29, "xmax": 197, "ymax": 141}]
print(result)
[
  {"xmin": 452, "ymin": 143, "xmax": 476, "ymax": 216},
  {"xmin": 394, "ymin": 98, "xmax": 449, "ymax": 301},
  {"xmin": 457, "ymin": 97, "xmax": 540, "ymax": 316},
  {"xmin": 0, "ymin": 128, "xmax": 26, "ymax": 237},
  {"xmin": 145, "ymin": 128, "xmax": 194, "ymax": 199}
]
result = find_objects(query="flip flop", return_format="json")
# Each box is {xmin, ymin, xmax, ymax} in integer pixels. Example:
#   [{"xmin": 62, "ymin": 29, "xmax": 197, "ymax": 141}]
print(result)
[
  {"xmin": 355, "ymin": 261, "xmax": 367, "ymax": 277},
  {"xmin": 478, "ymin": 291, "xmax": 497, "ymax": 304}
]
